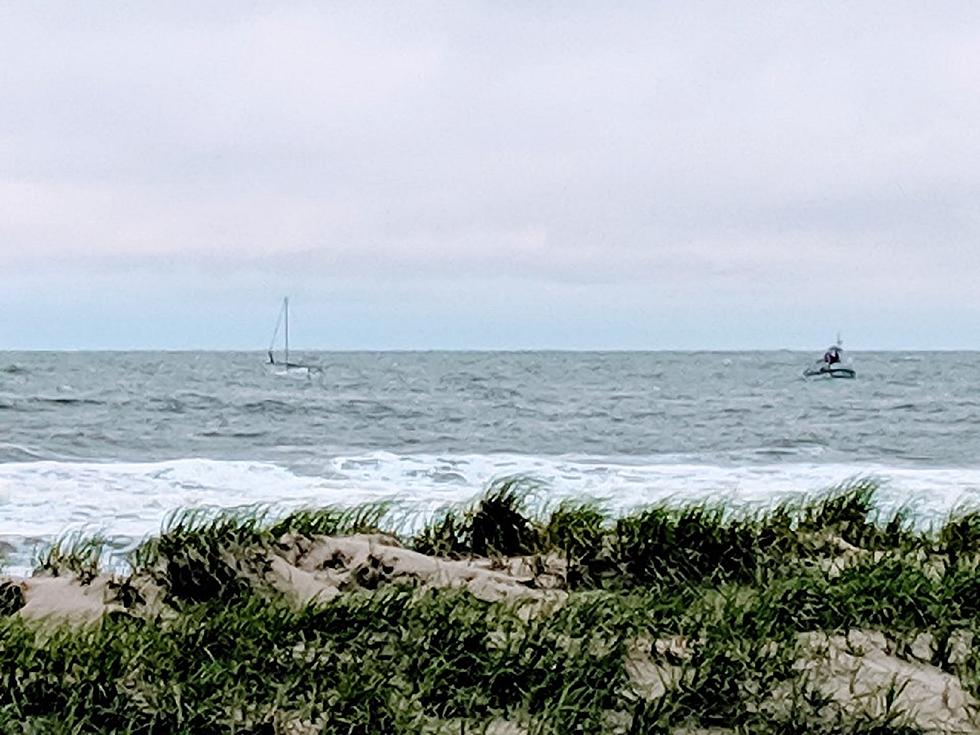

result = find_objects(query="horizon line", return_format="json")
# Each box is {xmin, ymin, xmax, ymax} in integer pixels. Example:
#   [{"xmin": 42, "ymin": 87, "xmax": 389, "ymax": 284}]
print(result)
[{"xmin": 4, "ymin": 347, "xmax": 978, "ymax": 354}]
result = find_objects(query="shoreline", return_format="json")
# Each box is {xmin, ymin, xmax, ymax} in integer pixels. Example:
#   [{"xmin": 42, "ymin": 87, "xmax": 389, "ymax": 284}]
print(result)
[{"xmin": 5, "ymin": 458, "xmax": 980, "ymax": 578}]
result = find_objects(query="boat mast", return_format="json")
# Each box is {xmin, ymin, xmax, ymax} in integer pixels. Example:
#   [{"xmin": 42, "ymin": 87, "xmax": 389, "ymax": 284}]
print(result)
[{"xmin": 284, "ymin": 297, "xmax": 289, "ymax": 366}]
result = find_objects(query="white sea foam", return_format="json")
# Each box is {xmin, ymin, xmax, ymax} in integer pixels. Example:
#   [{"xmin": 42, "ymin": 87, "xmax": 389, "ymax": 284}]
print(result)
[{"xmin": 3, "ymin": 454, "xmax": 980, "ymax": 573}]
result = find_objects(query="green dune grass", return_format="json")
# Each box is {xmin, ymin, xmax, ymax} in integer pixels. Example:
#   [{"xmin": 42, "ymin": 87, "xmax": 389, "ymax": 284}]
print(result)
[{"xmin": 1, "ymin": 480, "xmax": 978, "ymax": 733}]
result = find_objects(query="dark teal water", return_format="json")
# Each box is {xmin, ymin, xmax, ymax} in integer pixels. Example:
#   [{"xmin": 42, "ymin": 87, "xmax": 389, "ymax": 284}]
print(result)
[{"xmin": 2, "ymin": 351, "xmax": 976, "ymax": 465}]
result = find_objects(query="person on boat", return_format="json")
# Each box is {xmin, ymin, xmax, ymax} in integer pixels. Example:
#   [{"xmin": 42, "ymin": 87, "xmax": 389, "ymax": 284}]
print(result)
[
  {"xmin": 823, "ymin": 347, "xmax": 841, "ymax": 366},
  {"xmin": 267, "ymin": 350, "xmax": 276, "ymax": 365}
]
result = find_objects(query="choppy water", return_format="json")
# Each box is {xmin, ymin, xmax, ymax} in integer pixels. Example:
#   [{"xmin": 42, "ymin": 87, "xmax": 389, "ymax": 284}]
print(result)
[{"xmin": 2, "ymin": 351, "xmax": 979, "ymax": 571}]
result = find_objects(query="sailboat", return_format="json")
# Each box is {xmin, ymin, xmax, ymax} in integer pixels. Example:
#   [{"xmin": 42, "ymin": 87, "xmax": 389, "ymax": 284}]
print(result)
[{"xmin": 267, "ymin": 297, "xmax": 320, "ymax": 375}]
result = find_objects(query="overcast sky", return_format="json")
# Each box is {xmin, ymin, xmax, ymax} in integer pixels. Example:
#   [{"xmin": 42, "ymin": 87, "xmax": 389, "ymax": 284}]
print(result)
[{"xmin": 2, "ymin": 2, "xmax": 979, "ymax": 349}]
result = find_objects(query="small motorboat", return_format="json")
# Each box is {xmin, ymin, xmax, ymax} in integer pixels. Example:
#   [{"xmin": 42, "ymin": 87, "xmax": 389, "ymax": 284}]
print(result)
[
  {"xmin": 803, "ymin": 364, "xmax": 856, "ymax": 379},
  {"xmin": 803, "ymin": 341, "xmax": 856, "ymax": 379}
]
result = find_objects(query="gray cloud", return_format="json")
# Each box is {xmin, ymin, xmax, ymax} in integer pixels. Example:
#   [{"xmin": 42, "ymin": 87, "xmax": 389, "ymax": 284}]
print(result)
[{"xmin": 2, "ymin": 2, "xmax": 979, "ymax": 347}]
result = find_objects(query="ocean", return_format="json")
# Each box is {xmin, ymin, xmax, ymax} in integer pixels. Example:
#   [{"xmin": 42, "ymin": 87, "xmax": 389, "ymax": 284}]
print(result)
[{"xmin": 2, "ymin": 350, "xmax": 979, "ymax": 572}]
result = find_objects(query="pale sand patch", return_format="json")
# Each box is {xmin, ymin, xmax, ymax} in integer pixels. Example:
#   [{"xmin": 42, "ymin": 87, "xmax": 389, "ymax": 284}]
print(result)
[
  {"xmin": 466, "ymin": 554, "xmax": 568, "ymax": 590},
  {"xmin": 901, "ymin": 629, "xmax": 973, "ymax": 666},
  {"xmin": 268, "ymin": 534, "xmax": 567, "ymax": 606},
  {"xmin": 624, "ymin": 635, "xmax": 690, "ymax": 702},
  {"xmin": 266, "ymin": 554, "xmax": 341, "ymax": 606},
  {"xmin": 15, "ymin": 575, "xmax": 120, "ymax": 625},
  {"xmin": 626, "ymin": 628, "xmax": 977, "ymax": 733},
  {"xmin": 795, "ymin": 629, "xmax": 978, "ymax": 734}
]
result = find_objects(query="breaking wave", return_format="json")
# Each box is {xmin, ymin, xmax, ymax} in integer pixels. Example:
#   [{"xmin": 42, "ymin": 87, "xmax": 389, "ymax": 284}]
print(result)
[{"xmin": 3, "ymin": 453, "xmax": 980, "ymax": 570}]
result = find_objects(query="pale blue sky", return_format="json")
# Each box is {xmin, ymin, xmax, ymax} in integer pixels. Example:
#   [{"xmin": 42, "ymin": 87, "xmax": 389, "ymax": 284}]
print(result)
[{"xmin": 3, "ymin": 2, "xmax": 980, "ymax": 349}]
